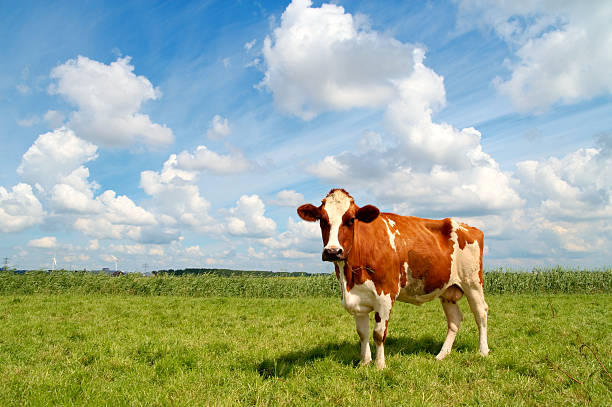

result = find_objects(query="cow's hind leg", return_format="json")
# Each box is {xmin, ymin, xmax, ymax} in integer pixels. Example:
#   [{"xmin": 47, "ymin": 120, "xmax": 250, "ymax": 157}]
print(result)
[
  {"xmin": 354, "ymin": 314, "xmax": 372, "ymax": 365},
  {"xmin": 435, "ymin": 299, "xmax": 463, "ymax": 360},
  {"xmin": 464, "ymin": 284, "xmax": 490, "ymax": 356}
]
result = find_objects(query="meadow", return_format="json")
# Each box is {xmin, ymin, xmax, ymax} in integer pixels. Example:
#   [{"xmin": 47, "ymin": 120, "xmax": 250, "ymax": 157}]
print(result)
[{"xmin": 0, "ymin": 269, "xmax": 610, "ymax": 406}]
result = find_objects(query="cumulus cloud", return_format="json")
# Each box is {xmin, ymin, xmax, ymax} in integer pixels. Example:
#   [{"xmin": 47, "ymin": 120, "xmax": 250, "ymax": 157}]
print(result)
[
  {"xmin": 44, "ymin": 110, "xmax": 65, "ymax": 128},
  {"xmin": 27, "ymin": 236, "xmax": 58, "ymax": 248},
  {"xmin": 308, "ymin": 50, "xmax": 522, "ymax": 215},
  {"xmin": 49, "ymin": 56, "xmax": 173, "ymax": 147},
  {"xmin": 50, "ymin": 166, "xmax": 102, "ymax": 213},
  {"xmin": 261, "ymin": 217, "xmax": 321, "ymax": 252},
  {"xmin": 269, "ymin": 189, "xmax": 304, "ymax": 207},
  {"xmin": 227, "ymin": 195, "xmax": 276, "ymax": 237},
  {"xmin": 0, "ymin": 183, "xmax": 45, "ymax": 232},
  {"xmin": 261, "ymin": 0, "xmax": 415, "ymax": 119},
  {"xmin": 176, "ymin": 145, "xmax": 250, "ymax": 174},
  {"xmin": 458, "ymin": 0, "xmax": 612, "ymax": 111},
  {"xmin": 140, "ymin": 154, "xmax": 214, "ymax": 231},
  {"xmin": 514, "ymin": 141, "xmax": 611, "ymax": 221},
  {"xmin": 206, "ymin": 115, "xmax": 232, "ymax": 139},
  {"xmin": 18, "ymin": 127, "xmax": 98, "ymax": 193}
]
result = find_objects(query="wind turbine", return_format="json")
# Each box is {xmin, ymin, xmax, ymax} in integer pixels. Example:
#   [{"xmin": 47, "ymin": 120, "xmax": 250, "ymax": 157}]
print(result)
[
  {"xmin": 52, "ymin": 254, "xmax": 57, "ymax": 272},
  {"xmin": 111, "ymin": 255, "xmax": 118, "ymax": 272}
]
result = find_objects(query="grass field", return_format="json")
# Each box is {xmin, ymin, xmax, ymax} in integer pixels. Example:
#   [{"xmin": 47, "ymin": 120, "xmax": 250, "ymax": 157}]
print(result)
[{"xmin": 1, "ymin": 294, "xmax": 610, "ymax": 406}]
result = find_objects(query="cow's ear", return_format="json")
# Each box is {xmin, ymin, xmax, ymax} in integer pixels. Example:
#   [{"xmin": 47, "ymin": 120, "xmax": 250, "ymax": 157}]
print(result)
[
  {"xmin": 356, "ymin": 205, "xmax": 379, "ymax": 223},
  {"xmin": 297, "ymin": 204, "xmax": 321, "ymax": 222}
]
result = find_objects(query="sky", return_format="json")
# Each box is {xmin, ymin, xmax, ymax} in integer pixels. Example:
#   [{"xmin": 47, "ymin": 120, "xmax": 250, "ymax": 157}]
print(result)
[{"xmin": 1, "ymin": 0, "xmax": 610, "ymax": 273}]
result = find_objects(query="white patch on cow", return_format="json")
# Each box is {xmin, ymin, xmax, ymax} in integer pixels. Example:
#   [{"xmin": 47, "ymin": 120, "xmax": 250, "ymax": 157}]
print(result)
[
  {"xmin": 396, "ymin": 261, "xmax": 439, "ymax": 305},
  {"xmin": 337, "ymin": 265, "xmax": 393, "ymax": 319},
  {"xmin": 322, "ymin": 190, "xmax": 352, "ymax": 251},
  {"xmin": 449, "ymin": 219, "xmax": 481, "ymax": 287},
  {"xmin": 382, "ymin": 216, "xmax": 400, "ymax": 252}
]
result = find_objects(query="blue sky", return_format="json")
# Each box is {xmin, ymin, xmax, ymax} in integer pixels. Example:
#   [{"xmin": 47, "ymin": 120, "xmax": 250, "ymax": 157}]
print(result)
[{"xmin": 1, "ymin": 0, "xmax": 610, "ymax": 272}]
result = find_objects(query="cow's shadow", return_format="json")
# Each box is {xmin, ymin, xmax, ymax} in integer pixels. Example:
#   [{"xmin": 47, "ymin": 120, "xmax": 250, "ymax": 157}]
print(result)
[{"xmin": 256, "ymin": 335, "xmax": 446, "ymax": 379}]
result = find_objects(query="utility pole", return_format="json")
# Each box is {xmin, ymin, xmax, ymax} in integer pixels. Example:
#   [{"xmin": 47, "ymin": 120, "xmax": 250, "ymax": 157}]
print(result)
[
  {"xmin": 143, "ymin": 263, "xmax": 148, "ymax": 274},
  {"xmin": 3, "ymin": 257, "xmax": 8, "ymax": 271}
]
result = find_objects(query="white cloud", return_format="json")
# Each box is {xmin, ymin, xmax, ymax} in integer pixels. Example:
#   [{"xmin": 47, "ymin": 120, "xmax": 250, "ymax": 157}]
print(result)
[
  {"xmin": 97, "ymin": 190, "xmax": 156, "ymax": 226},
  {"xmin": 74, "ymin": 217, "xmax": 128, "ymax": 240},
  {"xmin": 206, "ymin": 115, "xmax": 232, "ymax": 139},
  {"xmin": 514, "ymin": 141, "xmax": 611, "ymax": 221},
  {"xmin": 261, "ymin": 0, "xmax": 416, "ymax": 119},
  {"xmin": 185, "ymin": 245, "xmax": 203, "ymax": 257},
  {"xmin": 17, "ymin": 115, "xmax": 39, "ymax": 127},
  {"xmin": 458, "ymin": 0, "xmax": 612, "ymax": 111},
  {"xmin": 108, "ymin": 243, "xmax": 147, "ymax": 255},
  {"xmin": 49, "ymin": 56, "xmax": 173, "ymax": 147},
  {"xmin": 248, "ymin": 246, "xmax": 266, "ymax": 259},
  {"xmin": 27, "ymin": 236, "xmax": 57, "ymax": 248},
  {"xmin": 176, "ymin": 145, "xmax": 250, "ymax": 174},
  {"xmin": 269, "ymin": 189, "xmax": 304, "ymax": 207},
  {"xmin": 244, "ymin": 39, "xmax": 257, "ymax": 51},
  {"xmin": 148, "ymin": 246, "xmax": 164, "ymax": 256},
  {"xmin": 281, "ymin": 249, "xmax": 317, "ymax": 259},
  {"xmin": 261, "ymin": 217, "xmax": 321, "ymax": 253},
  {"xmin": 18, "ymin": 127, "xmax": 98, "ymax": 193},
  {"xmin": 50, "ymin": 166, "xmax": 102, "ymax": 213},
  {"xmin": 140, "ymin": 154, "xmax": 215, "ymax": 231},
  {"xmin": 44, "ymin": 110, "xmax": 65, "ymax": 128},
  {"xmin": 16, "ymin": 84, "xmax": 30, "ymax": 94},
  {"xmin": 227, "ymin": 195, "xmax": 276, "ymax": 237},
  {"xmin": 87, "ymin": 239, "xmax": 99, "ymax": 250},
  {"xmin": 309, "ymin": 50, "xmax": 522, "ymax": 215},
  {"xmin": 0, "ymin": 183, "xmax": 45, "ymax": 232}
]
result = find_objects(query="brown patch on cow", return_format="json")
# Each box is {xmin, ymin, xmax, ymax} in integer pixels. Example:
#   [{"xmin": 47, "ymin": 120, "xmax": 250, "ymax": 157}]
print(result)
[
  {"xmin": 373, "ymin": 329, "xmax": 384, "ymax": 344},
  {"xmin": 384, "ymin": 320, "xmax": 388, "ymax": 342},
  {"xmin": 404, "ymin": 218, "xmax": 454, "ymax": 293},
  {"xmin": 399, "ymin": 264, "xmax": 407, "ymax": 288},
  {"xmin": 373, "ymin": 319, "xmax": 389, "ymax": 344},
  {"xmin": 323, "ymin": 188, "xmax": 353, "ymax": 202},
  {"xmin": 341, "ymin": 214, "xmax": 461, "ymax": 297},
  {"xmin": 456, "ymin": 223, "xmax": 476, "ymax": 250},
  {"xmin": 374, "ymin": 312, "xmax": 381, "ymax": 323},
  {"xmin": 441, "ymin": 284, "xmax": 464, "ymax": 303},
  {"xmin": 334, "ymin": 263, "xmax": 340, "ymax": 280}
]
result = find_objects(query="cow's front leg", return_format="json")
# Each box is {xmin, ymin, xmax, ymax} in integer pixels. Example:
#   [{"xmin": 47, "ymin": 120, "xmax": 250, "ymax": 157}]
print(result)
[
  {"xmin": 354, "ymin": 314, "xmax": 372, "ymax": 365},
  {"xmin": 373, "ymin": 306, "xmax": 392, "ymax": 369}
]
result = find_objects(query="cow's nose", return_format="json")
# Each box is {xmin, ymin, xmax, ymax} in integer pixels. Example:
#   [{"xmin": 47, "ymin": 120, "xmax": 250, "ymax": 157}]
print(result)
[{"xmin": 322, "ymin": 247, "xmax": 343, "ymax": 261}]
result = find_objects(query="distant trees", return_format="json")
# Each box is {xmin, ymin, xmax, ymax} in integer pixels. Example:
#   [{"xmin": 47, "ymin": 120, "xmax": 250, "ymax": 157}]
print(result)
[{"xmin": 152, "ymin": 268, "xmax": 314, "ymax": 278}]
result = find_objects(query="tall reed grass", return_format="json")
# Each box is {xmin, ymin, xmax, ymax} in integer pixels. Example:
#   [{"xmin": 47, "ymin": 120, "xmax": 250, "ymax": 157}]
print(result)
[{"xmin": 0, "ymin": 267, "xmax": 609, "ymax": 297}]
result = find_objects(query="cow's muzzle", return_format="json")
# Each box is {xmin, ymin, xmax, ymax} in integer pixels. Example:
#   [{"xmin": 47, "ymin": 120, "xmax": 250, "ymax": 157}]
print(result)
[{"xmin": 322, "ymin": 247, "xmax": 344, "ymax": 262}]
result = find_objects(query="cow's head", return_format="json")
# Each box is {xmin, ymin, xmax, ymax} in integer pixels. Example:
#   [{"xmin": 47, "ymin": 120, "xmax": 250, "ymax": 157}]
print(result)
[{"xmin": 297, "ymin": 189, "xmax": 379, "ymax": 262}]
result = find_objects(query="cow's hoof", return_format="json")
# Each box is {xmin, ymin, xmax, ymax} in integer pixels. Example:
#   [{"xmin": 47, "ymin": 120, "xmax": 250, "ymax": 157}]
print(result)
[
  {"xmin": 435, "ymin": 352, "xmax": 448, "ymax": 361},
  {"xmin": 360, "ymin": 358, "xmax": 372, "ymax": 366},
  {"xmin": 375, "ymin": 360, "xmax": 386, "ymax": 370},
  {"xmin": 480, "ymin": 348, "xmax": 490, "ymax": 357}
]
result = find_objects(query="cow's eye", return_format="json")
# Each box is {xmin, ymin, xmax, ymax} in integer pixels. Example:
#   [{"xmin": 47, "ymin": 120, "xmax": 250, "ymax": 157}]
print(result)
[{"xmin": 345, "ymin": 217, "xmax": 355, "ymax": 226}]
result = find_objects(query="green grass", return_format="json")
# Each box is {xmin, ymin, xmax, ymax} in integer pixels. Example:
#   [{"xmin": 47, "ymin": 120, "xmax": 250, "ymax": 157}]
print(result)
[{"xmin": 0, "ymin": 294, "xmax": 610, "ymax": 406}]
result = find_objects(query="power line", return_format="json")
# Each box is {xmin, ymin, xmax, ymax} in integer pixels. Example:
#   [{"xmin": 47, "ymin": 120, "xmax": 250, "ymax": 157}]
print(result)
[{"xmin": 3, "ymin": 257, "xmax": 8, "ymax": 271}]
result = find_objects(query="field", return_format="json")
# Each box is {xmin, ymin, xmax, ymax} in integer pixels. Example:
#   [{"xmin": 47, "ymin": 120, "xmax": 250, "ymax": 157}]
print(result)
[{"xmin": 0, "ymin": 271, "xmax": 611, "ymax": 405}]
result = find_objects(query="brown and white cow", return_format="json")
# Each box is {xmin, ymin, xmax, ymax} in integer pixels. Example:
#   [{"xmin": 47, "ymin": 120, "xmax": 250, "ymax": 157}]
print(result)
[{"xmin": 298, "ymin": 188, "xmax": 489, "ymax": 369}]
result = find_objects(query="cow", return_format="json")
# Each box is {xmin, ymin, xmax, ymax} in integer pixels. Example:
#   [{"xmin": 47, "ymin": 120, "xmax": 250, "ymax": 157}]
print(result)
[{"xmin": 297, "ymin": 188, "xmax": 489, "ymax": 369}]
